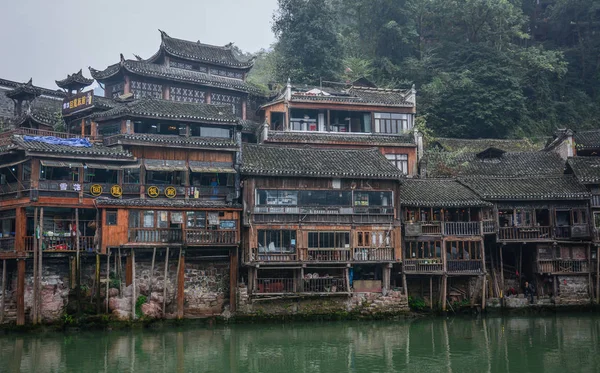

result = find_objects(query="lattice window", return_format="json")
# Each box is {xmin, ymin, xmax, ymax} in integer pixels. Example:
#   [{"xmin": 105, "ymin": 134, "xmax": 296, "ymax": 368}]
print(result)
[
  {"xmin": 209, "ymin": 68, "xmax": 243, "ymax": 80},
  {"xmin": 170, "ymin": 60, "xmax": 193, "ymax": 70},
  {"xmin": 210, "ymin": 93, "xmax": 242, "ymax": 116},
  {"xmin": 131, "ymin": 81, "xmax": 163, "ymax": 99},
  {"xmin": 169, "ymin": 86, "xmax": 206, "ymax": 103},
  {"xmin": 110, "ymin": 83, "xmax": 124, "ymax": 98}
]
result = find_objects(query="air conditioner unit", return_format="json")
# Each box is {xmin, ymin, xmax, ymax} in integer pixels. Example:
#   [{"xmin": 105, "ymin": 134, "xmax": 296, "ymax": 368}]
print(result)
[
  {"xmin": 404, "ymin": 223, "xmax": 422, "ymax": 236},
  {"xmin": 571, "ymin": 225, "xmax": 589, "ymax": 238}
]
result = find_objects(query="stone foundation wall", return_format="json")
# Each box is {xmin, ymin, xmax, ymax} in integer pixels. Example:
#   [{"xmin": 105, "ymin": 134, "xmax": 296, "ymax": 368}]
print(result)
[
  {"xmin": 556, "ymin": 275, "xmax": 590, "ymax": 305},
  {"xmin": 237, "ymin": 285, "xmax": 409, "ymax": 317}
]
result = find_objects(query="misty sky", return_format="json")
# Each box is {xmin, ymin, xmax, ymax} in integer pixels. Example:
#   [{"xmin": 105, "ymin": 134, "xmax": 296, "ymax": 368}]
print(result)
[{"xmin": 0, "ymin": 0, "xmax": 278, "ymax": 89}]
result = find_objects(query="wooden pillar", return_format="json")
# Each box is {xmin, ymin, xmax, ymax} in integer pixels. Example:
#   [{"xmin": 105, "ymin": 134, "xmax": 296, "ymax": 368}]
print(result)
[
  {"xmin": 75, "ymin": 208, "xmax": 81, "ymax": 315},
  {"xmin": 16, "ymin": 259, "xmax": 25, "ymax": 325},
  {"xmin": 105, "ymin": 248, "xmax": 110, "ymax": 314},
  {"xmin": 125, "ymin": 255, "xmax": 133, "ymax": 286},
  {"xmin": 402, "ymin": 273, "xmax": 408, "ymax": 298},
  {"xmin": 481, "ymin": 238, "xmax": 487, "ymax": 310},
  {"xmin": 481, "ymin": 275, "xmax": 487, "ymax": 310},
  {"xmin": 499, "ymin": 244, "xmax": 505, "ymax": 297},
  {"xmin": 441, "ymin": 275, "xmax": 448, "ymax": 312},
  {"xmin": 229, "ymin": 248, "xmax": 238, "ymax": 313},
  {"xmin": 0, "ymin": 259, "xmax": 6, "ymax": 323},
  {"xmin": 162, "ymin": 247, "xmax": 169, "ymax": 317},
  {"xmin": 383, "ymin": 264, "xmax": 391, "ymax": 292},
  {"xmin": 37, "ymin": 208, "xmax": 43, "ymax": 324},
  {"xmin": 96, "ymin": 253, "xmax": 101, "ymax": 313},
  {"xmin": 177, "ymin": 249, "xmax": 185, "ymax": 319},
  {"xmin": 32, "ymin": 208, "xmax": 38, "ymax": 324},
  {"xmin": 131, "ymin": 249, "xmax": 136, "ymax": 320},
  {"xmin": 429, "ymin": 276, "xmax": 433, "ymax": 309},
  {"xmin": 148, "ymin": 248, "xmax": 156, "ymax": 304},
  {"xmin": 588, "ymin": 244, "xmax": 592, "ymax": 299},
  {"xmin": 248, "ymin": 267, "xmax": 255, "ymax": 294},
  {"xmin": 597, "ymin": 248, "xmax": 600, "ymax": 304}
]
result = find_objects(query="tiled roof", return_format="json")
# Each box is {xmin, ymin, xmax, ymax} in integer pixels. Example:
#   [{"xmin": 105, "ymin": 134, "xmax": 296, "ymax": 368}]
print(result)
[
  {"xmin": 400, "ymin": 179, "xmax": 491, "ymax": 208},
  {"xmin": 287, "ymin": 86, "xmax": 414, "ymax": 107},
  {"xmin": 460, "ymin": 176, "xmax": 590, "ymax": 201},
  {"xmin": 265, "ymin": 131, "xmax": 415, "ymax": 147},
  {"xmin": 6, "ymin": 135, "xmax": 133, "ymax": 159},
  {"xmin": 159, "ymin": 30, "xmax": 254, "ymax": 69},
  {"xmin": 423, "ymin": 151, "xmax": 566, "ymax": 178},
  {"xmin": 55, "ymin": 69, "xmax": 93, "ymax": 89},
  {"xmin": 240, "ymin": 119, "xmax": 262, "ymax": 134},
  {"xmin": 574, "ymin": 129, "xmax": 600, "ymax": 150},
  {"xmin": 4, "ymin": 78, "xmax": 41, "ymax": 100},
  {"xmin": 0, "ymin": 78, "xmax": 65, "ymax": 99},
  {"xmin": 91, "ymin": 97, "xmax": 238, "ymax": 124},
  {"xmin": 89, "ymin": 60, "xmax": 259, "ymax": 93},
  {"xmin": 242, "ymin": 144, "xmax": 404, "ymax": 179},
  {"xmin": 430, "ymin": 137, "xmax": 545, "ymax": 152},
  {"xmin": 567, "ymin": 157, "xmax": 600, "ymax": 184},
  {"xmin": 104, "ymin": 133, "xmax": 238, "ymax": 149},
  {"xmin": 10, "ymin": 97, "xmax": 63, "ymax": 128},
  {"xmin": 96, "ymin": 198, "xmax": 241, "ymax": 209}
]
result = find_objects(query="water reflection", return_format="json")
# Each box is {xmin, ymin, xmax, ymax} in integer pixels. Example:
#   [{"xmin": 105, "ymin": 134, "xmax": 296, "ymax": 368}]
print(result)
[{"xmin": 1, "ymin": 315, "xmax": 599, "ymax": 373}]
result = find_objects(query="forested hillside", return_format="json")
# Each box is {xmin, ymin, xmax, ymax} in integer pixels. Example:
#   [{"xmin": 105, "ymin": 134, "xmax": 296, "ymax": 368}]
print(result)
[{"xmin": 248, "ymin": 0, "xmax": 600, "ymax": 139}]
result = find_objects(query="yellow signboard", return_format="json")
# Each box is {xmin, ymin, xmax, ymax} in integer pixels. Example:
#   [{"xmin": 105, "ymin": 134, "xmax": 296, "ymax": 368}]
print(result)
[
  {"xmin": 147, "ymin": 186, "xmax": 160, "ymax": 198},
  {"xmin": 110, "ymin": 185, "xmax": 123, "ymax": 198},
  {"xmin": 165, "ymin": 186, "xmax": 177, "ymax": 198},
  {"xmin": 90, "ymin": 184, "xmax": 102, "ymax": 196}
]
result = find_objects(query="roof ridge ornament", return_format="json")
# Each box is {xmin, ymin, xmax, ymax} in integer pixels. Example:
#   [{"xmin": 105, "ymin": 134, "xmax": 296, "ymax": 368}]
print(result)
[{"xmin": 159, "ymin": 29, "xmax": 170, "ymax": 39}]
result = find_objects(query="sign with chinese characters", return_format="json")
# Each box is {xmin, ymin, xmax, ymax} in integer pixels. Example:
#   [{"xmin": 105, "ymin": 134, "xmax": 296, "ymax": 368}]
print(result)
[
  {"xmin": 90, "ymin": 184, "xmax": 103, "ymax": 196},
  {"xmin": 147, "ymin": 186, "xmax": 160, "ymax": 198},
  {"xmin": 110, "ymin": 185, "xmax": 122, "ymax": 198},
  {"xmin": 164, "ymin": 186, "xmax": 177, "ymax": 198},
  {"xmin": 62, "ymin": 90, "xmax": 93, "ymax": 115},
  {"xmin": 219, "ymin": 220, "xmax": 236, "ymax": 230}
]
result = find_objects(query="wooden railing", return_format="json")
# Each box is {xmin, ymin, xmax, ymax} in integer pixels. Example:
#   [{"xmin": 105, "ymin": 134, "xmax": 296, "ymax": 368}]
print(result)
[
  {"xmin": 302, "ymin": 277, "xmax": 347, "ymax": 293},
  {"xmin": 0, "ymin": 181, "xmax": 29, "ymax": 196},
  {"xmin": 24, "ymin": 236, "xmax": 95, "ymax": 252},
  {"xmin": 0, "ymin": 128, "xmax": 86, "ymax": 140},
  {"xmin": 447, "ymin": 260, "xmax": 482, "ymax": 273},
  {"xmin": 536, "ymin": 259, "xmax": 589, "ymax": 274},
  {"xmin": 247, "ymin": 247, "xmax": 298, "ymax": 263},
  {"xmin": 498, "ymin": 226, "xmax": 552, "ymax": 241},
  {"xmin": 302, "ymin": 248, "xmax": 351, "ymax": 262},
  {"xmin": 592, "ymin": 195, "xmax": 600, "ymax": 207},
  {"xmin": 256, "ymin": 278, "xmax": 295, "ymax": 294},
  {"xmin": 38, "ymin": 180, "xmax": 80, "ymax": 193},
  {"xmin": 443, "ymin": 222, "xmax": 481, "ymax": 236},
  {"xmin": 0, "ymin": 237, "xmax": 15, "ymax": 252},
  {"xmin": 185, "ymin": 229, "xmax": 237, "ymax": 245},
  {"xmin": 128, "ymin": 229, "xmax": 183, "ymax": 244},
  {"xmin": 482, "ymin": 220, "xmax": 496, "ymax": 234},
  {"xmin": 352, "ymin": 247, "xmax": 394, "ymax": 261},
  {"xmin": 253, "ymin": 206, "xmax": 393, "ymax": 215},
  {"xmin": 403, "ymin": 259, "xmax": 444, "ymax": 273},
  {"xmin": 421, "ymin": 222, "xmax": 442, "ymax": 235}
]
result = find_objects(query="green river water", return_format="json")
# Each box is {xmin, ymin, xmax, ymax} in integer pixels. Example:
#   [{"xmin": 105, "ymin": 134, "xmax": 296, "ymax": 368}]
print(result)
[{"xmin": 1, "ymin": 314, "xmax": 599, "ymax": 373}]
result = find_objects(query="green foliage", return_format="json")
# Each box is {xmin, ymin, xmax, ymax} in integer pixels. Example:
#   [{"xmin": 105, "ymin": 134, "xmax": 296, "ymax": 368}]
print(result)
[
  {"xmin": 135, "ymin": 295, "xmax": 147, "ymax": 319},
  {"xmin": 53, "ymin": 112, "xmax": 66, "ymax": 133},
  {"xmin": 109, "ymin": 271, "xmax": 121, "ymax": 289},
  {"xmin": 408, "ymin": 296, "xmax": 427, "ymax": 311},
  {"xmin": 62, "ymin": 313, "xmax": 75, "ymax": 325}
]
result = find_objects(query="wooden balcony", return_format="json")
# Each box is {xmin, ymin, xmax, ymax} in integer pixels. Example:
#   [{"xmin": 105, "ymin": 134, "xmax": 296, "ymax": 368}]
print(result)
[
  {"xmin": 443, "ymin": 222, "xmax": 481, "ymax": 236},
  {"xmin": 256, "ymin": 278, "xmax": 296, "ymax": 294},
  {"xmin": 301, "ymin": 248, "xmax": 351, "ymax": 262},
  {"xmin": 352, "ymin": 247, "xmax": 394, "ymax": 262},
  {"xmin": 403, "ymin": 259, "xmax": 444, "ymax": 274},
  {"xmin": 447, "ymin": 260, "xmax": 482, "ymax": 274},
  {"xmin": 421, "ymin": 222, "xmax": 442, "ymax": 235},
  {"xmin": 254, "ymin": 277, "xmax": 348, "ymax": 295},
  {"xmin": 24, "ymin": 236, "xmax": 95, "ymax": 252},
  {"xmin": 498, "ymin": 226, "xmax": 552, "ymax": 241},
  {"xmin": 253, "ymin": 206, "xmax": 392, "ymax": 216},
  {"xmin": 127, "ymin": 228, "xmax": 237, "ymax": 246},
  {"xmin": 302, "ymin": 277, "xmax": 347, "ymax": 293},
  {"xmin": 536, "ymin": 259, "xmax": 590, "ymax": 274},
  {"xmin": 247, "ymin": 248, "xmax": 298, "ymax": 263},
  {"xmin": 482, "ymin": 220, "xmax": 496, "ymax": 234},
  {"xmin": 0, "ymin": 237, "xmax": 15, "ymax": 252}
]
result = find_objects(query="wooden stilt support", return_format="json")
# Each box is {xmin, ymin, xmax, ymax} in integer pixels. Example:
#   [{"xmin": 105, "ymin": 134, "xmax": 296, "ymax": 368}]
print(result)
[
  {"xmin": 131, "ymin": 249, "xmax": 136, "ymax": 320},
  {"xmin": 118, "ymin": 248, "xmax": 123, "ymax": 296},
  {"xmin": 518, "ymin": 245, "xmax": 523, "ymax": 282},
  {"xmin": 597, "ymin": 247, "xmax": 600, "ymax": 304},
  {"xmin": 162, "ymin": 247, "xmax": 169, "ymax": 317},
  {"xmin": 481, "ymin": 275, "xmax": 487, "ymax": 310},
  {"xmin": 429, "ymin": 276, "xmax": 433, "ymax": 309},
  {"xmin": 75, "ymin": 208, "xmax": 81, "ymax": 315},
  {"xmin": 588, "ymin": 244, "xmax": 592, "ymax": 300},
  {"xmin": 229, "ymin": 248, "xmax": 238, "ymax": 312},
  {"xmin": 499, "ymin": 245, "xmax": 505, "ymax": 297},
  {"xmin": 481, "ymin": 238, "xmax": 487, "ymax": 310},
  {"xmin": 96, "ymin": 253, "xmax": 101, "ymax": 313},
  {"xmin": 402, "ymin": 273, "xmax": 408, "ymax": 298},
  {"xmin": 148, "ymin": 247, "xmax": 156, "ymax": 304},
  {"xmin": 383, "ymin": 264, "xmax": 391, "ymax": 292},
  {"xmin": 37, "ymin": 208, "xmax": 43, "ymax": 324},
  {"xmin": 125, "ymin": 255, "xmax": 133, "ymax": 286},
  {"xmin": 441, "ymin": 275, "xmax": 447, "ymax": 312},
  {"xmin": 106, "ymin": 249, "xmax": 110, "ymax": 314},
  {"xmin": 248, "ymin": 267, "xmax": 255, "ymax": 294},
  {"xmin": 345, "ymin": 267, "xmax": 351, "ymax": 294},
  {"xmin": 553, "ymin": 275, "xmax": 558, "ymax": 298},
  {"xmin": 0, "ymin": 259, "xmax": 6, "ymax": 323},
  {"xmin": 16, "ymin": 259, "xmax": 25, "ymax": 325},
  {"xmin": 32, "ymin": 208, "xmax": 38, "ymax": 324},
  {"xmin": 177, "ymin": 249, "xmax": 184, "ymax": 319}
]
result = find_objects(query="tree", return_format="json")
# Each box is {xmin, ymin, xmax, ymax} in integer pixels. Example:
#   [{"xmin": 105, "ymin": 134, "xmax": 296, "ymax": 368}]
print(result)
[{"xmin": 272, "ymin": 0, "xmax": 343, "ymax": 84}]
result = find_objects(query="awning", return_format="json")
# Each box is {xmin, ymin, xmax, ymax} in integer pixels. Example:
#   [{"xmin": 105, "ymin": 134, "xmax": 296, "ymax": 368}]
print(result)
[
  {"xmin": 144, "ymin": 159, "xmax": 187, "ymax": 172},
  {"xmin": 40, "ymin": 160, "xmax": 83, "ymax": 168},
  {"xmin": 86, "ymin": 163, "xmax": 140, "ymax": 170},
  {"xmin": 0, "ymin": 159, "xmax": 27, "ymax": 169},
  {"xmin": 189, "ymin": 161, "xmax": 236, "ymax": 174}
]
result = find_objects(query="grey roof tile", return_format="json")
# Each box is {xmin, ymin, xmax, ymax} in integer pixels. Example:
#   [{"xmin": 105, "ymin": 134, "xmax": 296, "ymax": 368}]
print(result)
[
  {"xmin": 8, "ymin": 135, "xmax": 133, "ymax": 159},
  {"xmin": 430, "ymin": 137, "xmax": 546, "ymax": 152},
  {"xmin": 104, "ymin": 133, "xmax": 237, "ymax": 149},
  {"xmin": 265, "ymin": 131, "xmax": 415, "ymax": 146},
  {"xmin": 55, "ymin": 69, "xmax": 93, "ymax": 89},
  {"xmin": 574, "ymin": 129, "xmax": 600, "ymax": 150},
  {"xmin": 567, "ymin": 157, "xmax": 600, "ymax": 184},
  {"xmin": 242, "ymin": 143, "xmax": 403, "ymax": 179},
  {"xmin": 460, "ymin": 176, "xmax": 590, "ymax": 201},
  {"xmin": 401, "ymin": 179, "xmax": 491, "ymax": 207}
]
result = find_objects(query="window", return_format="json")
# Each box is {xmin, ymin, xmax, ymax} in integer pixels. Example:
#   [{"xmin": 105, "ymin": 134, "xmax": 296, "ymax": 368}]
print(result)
[
  {"xmin": 40, "ymin": 166, "xmax": 79, "ymax": 181},
  {"xmin": 84, "ymin": 168, "xmax": 118, "ymax": 184},
  {"xmin": 385, "ymin": 154, "xmax": 408, "ymax": 174},
  {"xmin": 374, "ymin": 113, "xmax": 412, "ymax": 133},
  {"xmin": 330, "ymin": 111, "xmax": 371, "ymax": 133},
  {"xmin": 106, "ymin": 210, "xmax": 117, "ymax": 226},
  {"xmin": 572, "ymin": 209, "xmax": 588, "ymax": 225},
  {"xmin": 187, "ymin": 211, "xmax": 207, "ymax": 228},
  {"xmin": 406, "ymin": 241, "xmax": 442, "ymax": 259},
  {"xmin": 124, "ymin": 169, "xmax": 140, "ymax": 184},
  {"xmin": 258, "ymin": 230, "xmax": 296, "ymax": 253},
  {"xmin": 190, "ymin": 125, "xmax": 231, "ymax": 138},
  {"xmin": 357, "ymin": 231, "xmax": 392, "ymax": 248},
  {"xmin": 169, "ymin": 86, "xmax": 206, "ymax": 103},
  {"xmin": 134, "ymin": 122, "xmax": 183, "ymax": 135},
  {"xmin": 145, "ymin": 170, "xmax": 185, "ymax": 186},
  {"xmin": 308, "ymin": 232, "xmax": 350, "ymax": 249},
  {"xmin": 446, "ymin": 241, "xmax": 481, "ymax": 260},
  {"xmin": 211, "ymin": 93, "xmax": 242, "ymax": 116},
  {"xmin": 131, "ymin": 81, "xmax": 163, "ymax": 99},
  {"xmin": 298, "ymin": 191, "xmax": 352, "ymax": 206},
  {"xmin": 142, "ymin": 211, "xmax": 155, "ymax": 228},
  {"xmin": 256, "ymin": 190, "xmax": 298, "ymax": 206},
  {"xmin": 353, "ymin": 191, "xmax": 392, "ymax": 207},
  {"xmin": 594, "ymin": 212, "xmax": 600, "ymax": 229}
]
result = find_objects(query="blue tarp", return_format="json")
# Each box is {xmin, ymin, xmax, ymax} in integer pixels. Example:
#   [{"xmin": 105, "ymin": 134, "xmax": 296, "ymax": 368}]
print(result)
[{"xmin": 23, "ymin": 136, "xmax": 92, "ymax": 148}]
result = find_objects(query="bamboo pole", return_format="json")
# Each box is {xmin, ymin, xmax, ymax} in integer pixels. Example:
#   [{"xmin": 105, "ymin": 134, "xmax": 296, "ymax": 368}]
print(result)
[
  {"xmin": 163, "ymin": 247, "xmax": 169, "ymax": 317},
  {"xmin": 131, "ymin": 249, "xmax": 136, "ymax": 320},
  {"xmin": 148, "ymin": 247, "xmax": 156, "ymax": 304},
  {"xmin": 32, "ymin": 207, "xmax": 38, "ymax": 324},
  {"xmin": 106, "ymin": 248, "xmax": 110, "ymax": 314},
  {"xmin": 0, "ymin": 259, "xmax": 6, "ymax": 323}
]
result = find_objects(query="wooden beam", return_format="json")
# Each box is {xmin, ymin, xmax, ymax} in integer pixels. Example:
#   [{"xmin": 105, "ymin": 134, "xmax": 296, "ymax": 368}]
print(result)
[
  {"xmin": 429, "ymin": 276, "xmax": 433, "ymax": 309},
  {"xmin": 481, "ymin": 275, "xmax": 487, "ymax": 310},
  {"xmin": 126, "ymin": 255, "xmax": 133, "ymax": 286},
  {"xmin": 148, "ymin": 247, "xmax": 156, "ymax": 304},
  {"xmin": 37, "ymin": 208, "xmax": 43, "ymax": 324},
  {"xmin": 0, "ymin": 259, "xmax": 6, "ymax": 323},
  {"xmin": 96, "ymin": 253, "xmax": 101, "ymax": 313},
  {"xmin": 75, "ymin": 208, "xmax": 81, "ymax": 315},
  {"xmin": 162, "ymin": 247, "xmax": 169, "ymax": 317},
  {"xmin": 131, "ymin": 249, "xmax": 136, "ymax": 320},
  {"xmin": 16, "ymin": 259, "xmax": 25, "ymax": 325},
  {"xmin": 500, "ymin": 244, "xmax": 505, "ymax": 297},
  {"xmin": 597, "ymin": 248, "xmax": 600, "ymax": 304},
  {"xmin": 177, "ymin": 249, "xmax": 185, "ymax": 319},
  {"xmin": 32, "ymin": 208, "xmax": 38, "ymax": 324},
  {"xmin": 441, "ymin": 275, "xmax": 447, "ymax": 312},
  {"xmin": 229, "ymin": 248, "xmax": 238, "ymax": 313},
  {"xmin": 106, "ymin": 248, "xmax": 110, "ymax": 314}
]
